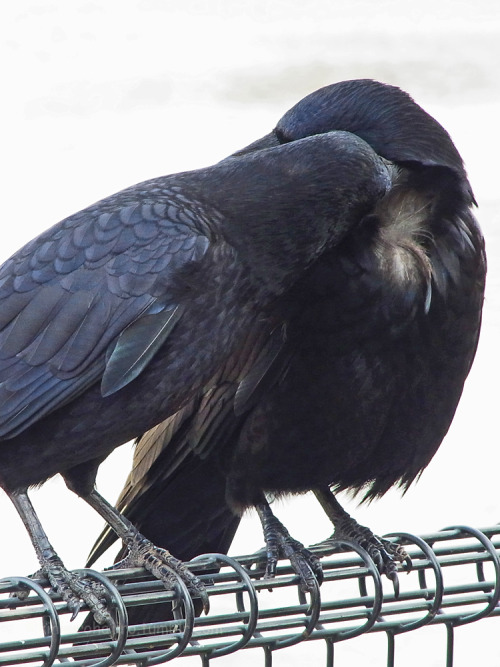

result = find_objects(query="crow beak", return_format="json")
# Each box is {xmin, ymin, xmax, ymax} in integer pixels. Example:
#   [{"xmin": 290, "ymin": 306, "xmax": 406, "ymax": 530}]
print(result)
[{"xmin": 230, "ymin": 130, "xmax": 281, "ymax": 157}]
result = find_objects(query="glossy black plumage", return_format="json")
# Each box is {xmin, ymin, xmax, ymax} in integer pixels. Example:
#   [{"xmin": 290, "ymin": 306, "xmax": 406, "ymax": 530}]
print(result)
[
  {"xmin": 1, "ymin": 80, "xmax": 485, "ymax": 623},
  {"xmin": 1, "ymin": 84, "xmax": 403, "ymax": 621},
  {"xmin": 0, "ymin": 129, "xmax": 387, "ymax": 493},
  {"xmin": 88, "ymin": 80, "xmax": 486, "ymax": 622}
]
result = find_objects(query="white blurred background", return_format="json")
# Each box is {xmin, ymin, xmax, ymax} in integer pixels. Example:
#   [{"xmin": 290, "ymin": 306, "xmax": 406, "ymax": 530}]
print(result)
[{"xmin": 0, "ymin": 1, "xmax": 499, "ymax": 664}]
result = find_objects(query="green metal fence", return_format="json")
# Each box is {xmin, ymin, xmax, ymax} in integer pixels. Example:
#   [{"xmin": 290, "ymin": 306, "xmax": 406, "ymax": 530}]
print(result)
[{"xmin": 1, "ymin": 525, "xmax": 499, "ymax": 666}]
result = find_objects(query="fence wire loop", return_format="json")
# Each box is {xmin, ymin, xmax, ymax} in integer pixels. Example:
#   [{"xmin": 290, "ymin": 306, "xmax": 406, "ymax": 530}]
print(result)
[
  {"xmin": 271, "ymin": 558, "xmax": 322, "ymax": 650},
  {"xmin": 2, "ymin": 524, "xmax": 500, "ymax": 666},
  {"xmin": 71, "ymin": 568, "xmax": 128, "ymax": 667},
  {"xmin": 383, "ymin": 532, "xmax": 444, "ymax": 633},
  {"xmin": 133, "ymin": 573, "xmax": 195, "ymax": 666},
  {"xmin": 189, "ymin": 553, "xmax": 258, "ymax": 659},
  {"xmin": 325, "ymin": 538, "xmax": 383, "ymax": 641},
  {"xmin": 0, "ymin": 575, "xmax": 61, "ymax": 667},
  {"xmin": 439, "ymin": 525, "xmax": 500, "ymax": 626}
]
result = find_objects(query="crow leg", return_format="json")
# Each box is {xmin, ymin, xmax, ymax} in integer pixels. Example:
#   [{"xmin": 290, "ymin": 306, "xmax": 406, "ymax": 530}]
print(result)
[
  {"xmin": 9, "ymin": 491, "xmax": 114, "ymax": 631},
  {"xmin": 314, "ymin": 487, "xmax": 410, "ymax": 595},
  {"xmin": 256, "ymin": 499, "xmax": 323, "ymax": 592},
  {"xmin": 83, "ymin": 489, "xmax": 209, "ymax": 613}
]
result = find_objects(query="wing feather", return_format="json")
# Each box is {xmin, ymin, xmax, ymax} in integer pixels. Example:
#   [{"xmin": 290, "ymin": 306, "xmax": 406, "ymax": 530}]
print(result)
[
  {"xmin": 101, "ymin": 305, "xmax": 183, "ymax": 397},
  {"xmin": 0, "ymin": 183, "xmax": 211, "ymax": 438}
]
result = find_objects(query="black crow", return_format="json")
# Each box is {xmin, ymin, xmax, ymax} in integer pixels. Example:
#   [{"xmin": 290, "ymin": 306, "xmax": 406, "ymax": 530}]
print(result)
[
  {"xmin": 89, "ymin": 79, "xmax": 486, "ymax": 619},
  {"xmin": 0, "ymin": 81, "xmax": 404, "ymax": 627}
]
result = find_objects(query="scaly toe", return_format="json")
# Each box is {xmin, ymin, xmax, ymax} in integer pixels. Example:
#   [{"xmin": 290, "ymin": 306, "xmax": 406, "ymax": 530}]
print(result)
[
  {"xmin": 116, "ymin": 540, "xmax": 210, "ymax": 614},
  {"xmin": 46, "ymin": 565, "xmax": 117, "ymax": 634},
  {"xmin": 9, "ymin": 569, "xmax": 45, "ymax": 603},
  {"xmin": 290, "ymin": 551, "xmax": 322, "ymax": 592},
  {"xmin": 316, "ymin": 528, "xmax": 407, "ymax": 592},
  {"xmin": 380, "ymin": 538, "xmax": 410, "ymax": 565},
  {"xmin": 283, "ymin": 541, "xmax": 323, "ymax": 591}
]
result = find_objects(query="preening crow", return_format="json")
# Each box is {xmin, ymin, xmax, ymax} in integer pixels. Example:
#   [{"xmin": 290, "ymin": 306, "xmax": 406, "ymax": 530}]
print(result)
[
  {"xmin": 1, "ymin": 80, "xmax": 427, "ymax": 627},
  {"xmin": 0, "ymin": 78, "xmax": 418, "ymax": 626},
  {"xmin": 88, "ymin": 80, "xmax": 486, "ymax": 622}
]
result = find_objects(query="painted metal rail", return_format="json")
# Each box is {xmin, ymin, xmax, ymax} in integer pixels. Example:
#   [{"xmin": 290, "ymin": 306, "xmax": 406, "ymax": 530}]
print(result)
[{"xmin": 1, "ymin": 524, "xmax": 499, "ymax": 666}]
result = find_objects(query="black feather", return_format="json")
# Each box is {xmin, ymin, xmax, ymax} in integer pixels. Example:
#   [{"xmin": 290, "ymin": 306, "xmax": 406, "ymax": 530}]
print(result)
[
  {"xmin": 0, "ymin": 81, "xmax": 485, "ymax": 627},
  {"xmin": 89, "ymin": 81, "xmax": 484, "ymax": 598}
]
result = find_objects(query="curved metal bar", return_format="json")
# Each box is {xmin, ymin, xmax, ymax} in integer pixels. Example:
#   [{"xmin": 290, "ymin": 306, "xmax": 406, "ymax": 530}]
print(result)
[
  {"xmin": 189, "ymin": 553, "xmax": 259, "ymax": 658},
  {"xmin": 3, "ymin": 524, "xmax": 500, "ymax": 665},
  {"xmin": 137, "ymin": 571, "xmax": 195, "ymax": 665},
  {"xmin": 271, "ymin": 559, "xmax": 322, "ymax": 650},
  {"xmin": 72, "ymin": 569, "xmax": 128, "ymax": 667},
  {"xmin": 328, "ymin": 538, "xmax": 384, "ymax": 641},
  {"xmin": 383, "ymin": 532, "xmax": 444, "ymax": 632},
  {"xmin": 0, "ymin": 576, "xmax": 61, "ymax": 667},
  {"xmin": 439, "ymin": 525, "xmax": 500, "ymax": 626}
]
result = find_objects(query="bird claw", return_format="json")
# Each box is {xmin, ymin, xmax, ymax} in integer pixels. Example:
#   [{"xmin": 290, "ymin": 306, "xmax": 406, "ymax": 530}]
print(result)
[
  {"xmin": 246, "ymin": 547, "xmax": 275, "ymax": 588},
  {"xmin": 370, "ymin": 537, "xmax": 412, "ymax": 597},
  {"xmin": 9, "ymin": 577, "xmax": 36, "ymax": 603},
  {"xmin": 256, "ymin": 507, "xmax": 323, "ymax": 593},
  {"xmin": 112, "ymin": 537, "xmax": 210, "ymax": 614},
  {"xmin": 53, "ymin": 569, "xmax": 117, "ymax": 635},
  {"xmin": 27, "ymin": 558, "xmax": 117, "ymax": 635},
  {"xmin": 8, "ymin": 563, "xmax": 117, "ymax": 635},
  {"xmin": 264, "ymin": 558, "xmax": 277, "ymax": 580},
  {"xmin": 69, "ymin": 598, "xmax": 82, "ymax": 622},
  {"xmin": 386, "ymin": 568, "xmax": 399, "ymax": 598},
  {"xmin": 278, "ymin": 533, "xmax": 323, "ymax": 591},
  {"xmin": 287, "ymin": 545, "xmax": 323, "ymax": 593},
  {"xmin": 318, "ymin": 527, "xmax": 410, "ymax": 597}
]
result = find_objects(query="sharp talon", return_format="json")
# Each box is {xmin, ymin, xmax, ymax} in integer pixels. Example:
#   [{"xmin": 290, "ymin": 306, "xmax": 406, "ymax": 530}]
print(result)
[
  {"xmin": 10, "ymin": 585, "xmax": 30, "ymax": 603},
  {"xmin": 265, "ymin": 557, "xmax": 277, "ymax": 579},
  {"xmin": 107, "ymin": 615, "xmax": 118, "ymax": 640},
  {"xmin": 288, "ymin": 548, "xmax": 323, "ymax": 593},
  {"xmin": 404, "ymin": 555, "xmax": 413, "ymax": 572},
  {"xmin": 298, "ymin": 570, "xmax": 318, "ymax": 594},
  {"xmin": 256, "ymin": 503, "xmax": 322, "ymax": 593},
  {"xmin": 70, "ymin": 600, "xmax": 82, "ymax": 622},
  {"xmin": 262, "ymin": 554, "xmax": 277, "ymax": 591},
  {"xmin": 390, "ymin": 572, "xmax": 400, "ymax": 599},
  {"xmin": 199, "ymin": 588, "xmax": 210, "ymax": 615},
  {"xmin": 310, "ymin": 555, "xmax": 324, "ymax": 585},
  {"xmin": 116, "ymin": 537, "xmax": 209, "ymax": 615},
  {"xmin": 317, "ymin": 511, "xmax": 409, "ymax": 592}
]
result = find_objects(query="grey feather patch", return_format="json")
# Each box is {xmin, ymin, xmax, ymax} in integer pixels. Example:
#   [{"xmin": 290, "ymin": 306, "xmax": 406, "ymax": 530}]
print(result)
[{"xmin": 101, "ymin": 305, "xmax": 183, "ymax": 397}]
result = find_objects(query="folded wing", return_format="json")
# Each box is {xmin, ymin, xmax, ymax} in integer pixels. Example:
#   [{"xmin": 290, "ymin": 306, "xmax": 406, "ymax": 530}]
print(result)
[{"xmin": 0, "ymin": 187, "xmax": 210, "ymax": 438}]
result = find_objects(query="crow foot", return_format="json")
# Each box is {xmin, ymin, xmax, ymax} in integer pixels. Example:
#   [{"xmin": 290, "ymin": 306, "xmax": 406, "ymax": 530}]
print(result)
[
  {"xmin": 8, "ymin": 491, "xmax": 117, "ymax": 633},
  {"xmin": 313, "ymin": 488, "xmax": 411, "ymax": 597},
  {"xmin": 318, "ymin": 525, "xmax": 410, "ymax": 596},
  {"xmin": 84, "ymin": 488, "xmax": 209, "ymax": 614},
  {"xmin": 111, "ymin": 535, "xmax": 209, "ymax": 614},
  {"xmin": 13, "ymin": 557, "xmax": 117, "ymax": 635},
  {"xmin": 314, "ymin": 488, "xmax": 411, "ymax": 597},
  {"xmin": 256, "ymin": 502, "xmax": 323, "ymax": 592}
]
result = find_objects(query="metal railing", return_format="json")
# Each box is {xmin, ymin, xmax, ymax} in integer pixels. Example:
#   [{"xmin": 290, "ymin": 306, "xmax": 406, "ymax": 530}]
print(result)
[{"xmin": 1, "ymin": 524, "xmax": 500, "ymax": 666}]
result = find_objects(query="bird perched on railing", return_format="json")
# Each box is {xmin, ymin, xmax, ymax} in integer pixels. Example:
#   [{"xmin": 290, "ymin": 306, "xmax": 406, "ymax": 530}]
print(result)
[
  {"xmin": 0, "ymin": 80, "xmax": 485, "ymax": 630},
  {"xmin": 88, "ymin": 79, "xmax": 486, "ymax": 623}
]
